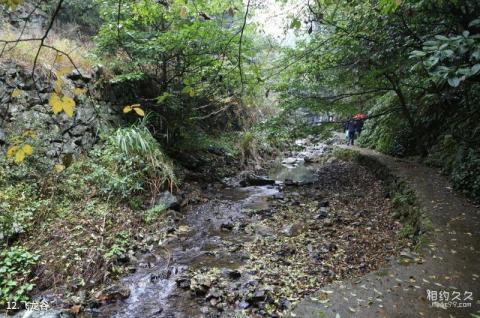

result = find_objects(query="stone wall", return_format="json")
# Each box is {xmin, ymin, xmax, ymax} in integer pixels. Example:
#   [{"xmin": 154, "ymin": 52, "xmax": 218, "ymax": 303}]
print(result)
[{"xmin": 0, "ymin": 60, "xmax": 116, "ymax": 168}]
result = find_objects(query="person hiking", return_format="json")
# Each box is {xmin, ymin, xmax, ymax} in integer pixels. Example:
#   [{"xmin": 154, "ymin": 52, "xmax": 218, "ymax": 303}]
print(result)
[
  {"xmin": 346, "ymin": 118, "xmax": 357, "ymax": 146},
  {"xmin": 343, "ymin": 117, "xmax": 352, "ymax": 143},
  {"xmin": 356, "ymin": 119, "xmax": 364, "ymax": 136}
]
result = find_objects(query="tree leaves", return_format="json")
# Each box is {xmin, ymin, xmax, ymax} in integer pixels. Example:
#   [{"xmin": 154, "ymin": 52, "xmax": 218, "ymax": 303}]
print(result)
[
  {"xmin": 54, "ymin": 80, "xmax": 63, "ymax": 94},
  {"xmin": 54, "ymin": 164, "xmax": 66, "ymax": 173},
  {"xmin": 2, "ymin": 0, "xmax": 24, "ymax": 9},
  {"xmin": 290, "ymin": 18, "xmax": 301, "ymax": 30},
  {"xmin": 181, "ymin": 86, "xmax": 196, "ymax": 97},
  {"xmin": 74, "ymin": 87, "xmax": 87, "ymax": 96},
  {"xmin": 11, "ymin": 88, "xmax": 22, "ymax": 98},
  {"xmin": 123, "ymin": 104, "xmax": 145, "ymax": 117},
  {"xmin": 156, "ymin": 92, "xmax": 173, "ymax": 104},
  {"xmin": 49, "ymin": 93, "xmax": 76, "ymax": 117},
  {"xmin": 447, "ymin": 77, "xmax": 460, "ymax": 87},
  {"xmin": 7, "ymin": 144, "xmax": 33, "ymax": 164}
]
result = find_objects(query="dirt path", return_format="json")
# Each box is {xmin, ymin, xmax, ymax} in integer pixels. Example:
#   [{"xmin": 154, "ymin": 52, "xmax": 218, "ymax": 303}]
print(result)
[{"xmin": 293, "ymin": 146, "xmax": 480, "ymax": 318}]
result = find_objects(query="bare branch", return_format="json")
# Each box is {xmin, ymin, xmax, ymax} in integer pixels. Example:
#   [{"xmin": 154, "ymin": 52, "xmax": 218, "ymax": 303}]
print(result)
[
  {"xmin": 238, "ymin": 0, "xmax": 251, "ymax": 98},
  {"xmin": 32, "ymin": 0, "xmax": 65, "ymax": 77}
]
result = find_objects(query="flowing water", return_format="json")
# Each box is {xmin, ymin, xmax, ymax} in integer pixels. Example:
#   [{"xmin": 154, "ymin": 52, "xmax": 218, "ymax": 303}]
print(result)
[{"xmin": 94, "ymin": 143, "xmax": 330, "ymax": 318}]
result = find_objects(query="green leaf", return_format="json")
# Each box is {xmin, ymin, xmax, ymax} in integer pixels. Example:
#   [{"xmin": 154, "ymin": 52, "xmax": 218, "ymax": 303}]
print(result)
[
  {"xmin": 290, "ymin": 18, "xmax": 301, "ymax": 29},
  {"xmin": 435, "ymin": 35, "xmax": 449, "ymax": 41},
  {"xmin": 471, "ymin": 64, "xmax": 480, "ymax": 75},
  {"xmin": 156, "ymin": 92, "xmax": 172, "ymax": 104},
  {"xmin": 447, "ymin": 77, "xmax": 461, "ymax": 87},
  {"xmin": 468, "ymin": 19, "xmax": 480, "ymax": 27}
]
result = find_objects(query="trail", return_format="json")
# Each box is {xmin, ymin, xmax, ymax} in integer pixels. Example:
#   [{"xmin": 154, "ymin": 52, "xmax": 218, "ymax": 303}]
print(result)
[{"xmin": 293, "ymin": 146, "xmax": 480, "ymax": 318}]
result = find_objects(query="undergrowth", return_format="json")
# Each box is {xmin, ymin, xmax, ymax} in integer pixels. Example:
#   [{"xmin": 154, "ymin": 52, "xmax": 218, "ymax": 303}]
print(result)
[
  {"xmin": 0, "ymin": 25, "xmax": 94, "ymax": 71},
  {"xmin": 0, "ymin": 124, "xmax": 176, "ymax": 306}
]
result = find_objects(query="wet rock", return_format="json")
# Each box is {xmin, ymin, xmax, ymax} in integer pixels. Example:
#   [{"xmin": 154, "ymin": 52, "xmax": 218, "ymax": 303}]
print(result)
[
  {"xmin": 116, "ymin": 253, "xmax": 130, "ymax": 264},
  {"xmin": 13, "ymin": 310, "xmax": 73, "ymax": 318},
  {"xmin": 0, "ymin": 128, "xmax": 6, "ymax": 145},
  {"xmin": 150, "ymin": 268, "xmax": 171, "ymax": 282},
  {"xmin": 282, "ymin": 223, "xmax": 305, "ymax": 237},
  {"xmin": 318, "ymin": 200, "xmax": 330, "ymax": 207},
  {"xmin": 272, "ymin": 192, "xmax": 285, "ymax": 200},
  {"xmin": 240, "ymin": 174, "xmax": 275, "ymax": 186},
  {"xmin": 238, "ymin": 300, "xmax": 250, "ymax": 309},
  {"xmin": 154, "ymin": 191, "xmax": 180, "ymax": 211},
  {"xmin": 220, "ymin": 221, "xmax": 234, "ymax": 231},
  {"xmin": 323, "ymin": 218, "xmax": 333, "ymax": 227},
  {"xmin": 95, "ymin": 284, "xmax": 130, "ymax": 302},
  {"xmin": 248, "ymin": 289, "xmax": 267, "ymax": 305},
  {"xmin": 284, "ymin": 179, "xmax": 299, "ymax": 186},
  {"xmin": 175, "ymin": 276, "xmax": 191, "ymax": 289},
  {"xmin": 206, "ymin": 287, "xmax": 223, "ymax": 301},
  {"xmin": 315, "ymin": 208, "xmax": 329, "ymax": 219}
]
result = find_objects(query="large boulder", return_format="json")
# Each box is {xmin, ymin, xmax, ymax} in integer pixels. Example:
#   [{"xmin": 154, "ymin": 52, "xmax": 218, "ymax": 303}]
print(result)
[
  {"xmin": 240, "ymin": 173, "xmax": 275, "ymax": 187},
  {"xmin": 95, "ymin": 284, "xmax": 130, "ymax": 303},
  {"xmin": 154, "ymin": 191, "xmax": 180, "ymax": 211}
]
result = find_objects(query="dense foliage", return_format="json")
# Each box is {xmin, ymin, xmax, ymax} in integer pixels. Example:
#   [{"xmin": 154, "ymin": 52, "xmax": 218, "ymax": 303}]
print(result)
[
  {"xmin": 271, "ymin": 0, "xmax": 480, "ymax": 201},
  {"xmin": 93, "ymin": 0, "xmax": 271, "ymax": 150}
]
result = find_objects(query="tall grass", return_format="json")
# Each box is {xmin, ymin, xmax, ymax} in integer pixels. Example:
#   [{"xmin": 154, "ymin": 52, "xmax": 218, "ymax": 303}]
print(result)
[
  {"xmin": 114, "ymin": 124, "xmax": 177, "ymax": 193},
  {"xmin": 0, "ymin": 24, "xmax": 94, "ymax": 71}
]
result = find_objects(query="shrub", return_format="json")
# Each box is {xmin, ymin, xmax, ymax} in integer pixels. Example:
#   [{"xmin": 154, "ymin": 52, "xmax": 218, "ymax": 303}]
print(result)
[
  {"xmin": 143, "ymin": 204, "xmax": 167, "ymax": 224},
  {"xmin": 0, "ymin": 246, "xmax": 39, "ymax": 306},
  {"xmin": 63, "ymin": 124, "xmax": 176, "ymax": 201}
]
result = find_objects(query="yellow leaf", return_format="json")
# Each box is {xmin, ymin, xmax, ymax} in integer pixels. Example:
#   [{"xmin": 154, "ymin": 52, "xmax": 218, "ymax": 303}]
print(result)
[
  {"xmin": 62, "ymin": 96, "xmax": 76, "ymax": 117},
  {"xmin": 15, "ymin": 149, "xmax": 25, "ymax": 164},
  {"xmin": 74, "ymin": 87, "xmax": 87, "ymax": 96},
  {"xmin": 22, "ymin": 144, "xmax": 33, "ymax": 156},
  {"xmin": 133, "ymin": 107, "xmax": 145, "ymax": 117},
  {"xmin": 56, "ymin": 54, "xmax": 65, "ymax": 63},
  {"xmin": 180, "ymin": 6, "xmax": 187, "ymax": 18},
  {"xmin": 23, "ymin": 129, "xmax": 36, "ymax": 139},
  {"xmin": 57, "ymin": 66, "xmax": 72, "ymax": 77},
  {"xmin": 7, "ymin": 146, "xmax": 17, "ymax": 158},
  {"xmin": 54, "ymin": 80, "xmax": 62, "ymax": 94},
  {"xmin": 123, "ymin": 106, "xmax": 132, "ymax": 113},
  {"xmin": 54, "ymin": 164, "xmax": 65, "ymax": 173},
  {"xmin": 49, "ymin": 93, "xmax": 63, "ymax": 114},
  {"xmin": 11, "ymin": 88, "xmax": 21, "ymax": 98}
]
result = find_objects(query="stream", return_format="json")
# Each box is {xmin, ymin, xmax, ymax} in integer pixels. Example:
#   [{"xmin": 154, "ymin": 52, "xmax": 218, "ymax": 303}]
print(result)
[{"xmin": 96, "ymin": 141, "xmax": 329, "ymax": 318}]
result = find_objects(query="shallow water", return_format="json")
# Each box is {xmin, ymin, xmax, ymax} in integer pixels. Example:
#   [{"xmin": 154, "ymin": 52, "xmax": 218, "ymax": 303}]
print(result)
[{"xmin": 94, "ymin": 143, "xmax": 328, "ymax": 318}]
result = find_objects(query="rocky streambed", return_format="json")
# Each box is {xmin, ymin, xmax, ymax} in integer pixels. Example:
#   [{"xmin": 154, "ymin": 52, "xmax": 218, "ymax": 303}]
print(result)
[
  {"xmin": 11, "ymin": 139, "xmax": 407, "ymax": 318},
  {"xmin": 89, "ymin": 140, "xmax": 406, "ymax": 318}
]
